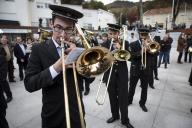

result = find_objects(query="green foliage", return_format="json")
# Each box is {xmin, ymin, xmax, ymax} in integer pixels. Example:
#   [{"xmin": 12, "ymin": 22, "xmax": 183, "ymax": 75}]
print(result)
[{"xmin": 82, "ymin": 0, "xmax": 107, "ymax": 10}]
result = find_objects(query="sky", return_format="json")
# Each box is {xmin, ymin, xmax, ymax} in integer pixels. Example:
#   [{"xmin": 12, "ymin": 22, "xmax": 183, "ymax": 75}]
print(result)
[{"xmin": 96, "ymin": 0, "xmax": 150, "ymax": 5}]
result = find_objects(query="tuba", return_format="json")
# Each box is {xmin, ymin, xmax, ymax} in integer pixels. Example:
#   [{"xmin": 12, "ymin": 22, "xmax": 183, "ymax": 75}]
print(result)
[{"xmin": 75, "ymin": 24, "xmax": 114, "ymax": 78}]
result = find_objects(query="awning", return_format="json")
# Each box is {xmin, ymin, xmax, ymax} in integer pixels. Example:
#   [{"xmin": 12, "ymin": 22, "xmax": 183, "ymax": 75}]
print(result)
[
  {"xmin": 0, "ymin": 19, "xmax": 20, "ymax": 26},
  {"xmin": 0, "ymin": 29, "xmax": 31, "ymax": 33}
]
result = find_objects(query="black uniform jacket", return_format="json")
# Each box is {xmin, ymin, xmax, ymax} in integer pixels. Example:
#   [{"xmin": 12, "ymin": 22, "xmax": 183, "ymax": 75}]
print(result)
[
  {"xmin": 102, "ymin": 39, "xmax": 129, "ymax": 83},
  {"xmin": 24, "ymin": 39, "xmax": 84, "ymax": 128},
  {"xmin": 0, "ymin": 48, "xmax": 8, "ymax": 111},
  {"xmin": 129, "ymin": 40, "xmax": 154, "ymax": 76}
]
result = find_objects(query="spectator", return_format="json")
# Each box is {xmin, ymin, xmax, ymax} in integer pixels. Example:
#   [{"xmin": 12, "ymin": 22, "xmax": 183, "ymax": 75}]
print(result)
[
  {"xmin": 14, "ymin": 36, "xmax": 28, "ymax": 81},
  {"xmin": 158, "ymin": 36, "xmax": 171, "ymax": 68},
  {"xmin": 177, "ymin": 33, "xmax": 187, "ymax": 64},
  {"xmin": 184, "ymin": 35, "xmax": 192, "ymax": 63},
  {"xmin": 0, "ymin": 47, "xmax": 10, "ymax": 128},
  {"xmin": 0, "ymin": 35, "xmax": 15, "ymax": 82}
]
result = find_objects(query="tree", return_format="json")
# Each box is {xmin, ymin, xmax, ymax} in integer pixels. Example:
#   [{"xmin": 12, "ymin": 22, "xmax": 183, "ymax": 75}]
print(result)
[
  {"xmin": 127, "ymin": 7, "xmax": 139, "ymax": 25},
  {"xmin": 172, "ymin": 0, "xmax": 181, "ymax": 28},
  {"xmin": 139, "ymin": 0, "xmax": 143, "ymax": 24},
  {"xmin": 82, "ymin": 0, "xmax": 106, "ymax": 10}
]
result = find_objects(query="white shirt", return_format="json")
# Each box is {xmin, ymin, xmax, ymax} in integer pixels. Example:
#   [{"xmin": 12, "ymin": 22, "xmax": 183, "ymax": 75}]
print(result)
[
  {"xmin": 49, "ymin": 37, "xmax": 61, "ymax": 79},
  {"xmin": 19, "ymin": 43, "xmax": 26, "ymax": 55}
]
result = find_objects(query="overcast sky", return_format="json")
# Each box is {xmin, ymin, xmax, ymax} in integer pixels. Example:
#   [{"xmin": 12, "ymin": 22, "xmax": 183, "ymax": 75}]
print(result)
[{"xmin": 96, "ymin": 0, "xmax": 150, "ymax": 5}]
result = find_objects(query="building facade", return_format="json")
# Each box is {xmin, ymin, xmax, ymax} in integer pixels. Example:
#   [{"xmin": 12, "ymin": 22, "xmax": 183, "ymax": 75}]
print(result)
[
  {"xmin": 143, "ymin": 7, "xmax": 192, "ymax": 30},
  {"xmin": 62, "ymin": 4, "xmax": 116, "ymax": 30},
  {"xmin": 0, "ymin": 0, "xmax": 116, "ymax": 34}
]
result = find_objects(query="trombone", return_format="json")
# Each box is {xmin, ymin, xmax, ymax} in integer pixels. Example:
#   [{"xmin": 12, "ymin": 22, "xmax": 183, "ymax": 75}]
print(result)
[
  {"xmin": 95, "ymin": 38, "xmax": 114, "ymax": 105},
  {"xmin": 75, "ymin": 24, "xmax": 114, "ymax": 78},
  {"xmin": 139, "ymin": 31, "xmax": 160, "ymax": 69},
  {"xmin": 60, "ymin": 38, "xmax": 71, "ymax": 128},
  {"xmin": 60, "ymin": 37, "xmax": 85, "ymax": 128},
  {"xmin": 95, "ymin": 25, "xmax": 131, "ymax": 105}
]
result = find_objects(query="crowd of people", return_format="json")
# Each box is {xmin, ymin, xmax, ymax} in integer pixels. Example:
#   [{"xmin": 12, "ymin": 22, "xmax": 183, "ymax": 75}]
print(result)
[{"xmin": 0, "ymin": 4, "xmax": 192, "ymax": 128}]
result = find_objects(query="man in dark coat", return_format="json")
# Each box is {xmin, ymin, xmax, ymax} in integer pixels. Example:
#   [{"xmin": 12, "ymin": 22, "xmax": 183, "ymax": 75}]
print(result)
[
  {"xmin": 24, "ymin": 5, "xmax": 85, "ymax": 128},
  {"xmin": 0, "ymin": 47, "xmax": 9, "ymax": 128},
  {"xmin": 0, "ymin": 35, "xmax": 13, "ymax": 103},
  {"xmin": 0, "ymin": 35, "xmax": 15, "ymax": 82},
  {"xmin": 14, "ymin": 36, "xmax": 28, "ymax": 81},
  {"xmin": 102, "ymin": 23, "xmax": 134, "ymax": 128}
]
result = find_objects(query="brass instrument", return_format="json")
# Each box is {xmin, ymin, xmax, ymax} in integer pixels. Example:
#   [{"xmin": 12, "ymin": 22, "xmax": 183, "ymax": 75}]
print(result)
[
  {"xmin": 112, "ymin": 25, "xmax": 131, "ymax": 61},
  {"xmin": 189, "ymin": 46, "xmax": 192, "ymax": 56},
  {"xmin": 95, "ymin": 25, "xmax": 130, "ymax": 105},
  {"xmin": 60, "ymin": 38, "xmax": 85, "ymax": 128},
  {"xmin": 96, "ymin": 38, "xmax": 114, "ymax": 105},
  {"xmin": 139, "ymin": 31, "xmax": 160, "ymax": 69},
  {"xmin": 75, "ymin": 24, "xmax": 114, "ymax": 78},
  {"xmin": 39, "ymin": 28, "xmax": 52, "ymax": 43},
  {"xmin": 60, "ymin": 38, "xmax": 71, "ymax": 128}
]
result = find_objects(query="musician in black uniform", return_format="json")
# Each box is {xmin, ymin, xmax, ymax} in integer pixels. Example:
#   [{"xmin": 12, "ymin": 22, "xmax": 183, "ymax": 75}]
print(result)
[
  {"xmin": 102, "ymin": 23, "xmax": 134, "ymax": 128},
  {"xmin": 24, "ymin": 5, "xmax": 85, "ymax": 128},
  {"xmin": 153, "ymin": 35, "xmax": 161, "ymax": 80},
  {"xmin": 0, "ymin": 47, "xmax": 9, "ymax": 128},
  {"xmin": 128, "ymin": 28, "xmax": 153, "ymax": 112}
]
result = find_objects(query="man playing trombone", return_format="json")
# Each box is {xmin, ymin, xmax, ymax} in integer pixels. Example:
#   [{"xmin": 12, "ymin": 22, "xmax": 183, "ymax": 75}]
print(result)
[
  {"xmin": 102, "ymin": 23, "xmax": 134, "ymax": 128},
  {"xmin": 128, "ymin": 28, "xmax": 158, "ymax": 112},
  {"xmin": 24, "ymin": 5, "xmax": 85, "ymax": 128}
]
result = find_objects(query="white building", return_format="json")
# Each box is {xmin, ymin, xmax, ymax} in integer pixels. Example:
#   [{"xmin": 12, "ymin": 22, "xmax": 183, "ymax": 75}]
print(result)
[
  {"xmin": 0, "ymin": 0, "xmax": 60, "ymax": 27},
  {"xmin": 60, "ymin": 4, "xmax": 116, "ymax": 30},
  {"xmin": 0, "ymin": 0, "xmax": 116, "ymax": 33},
  {"xmin": 143, "ymin": 7, "xmax": 192, "ymax": 29}
]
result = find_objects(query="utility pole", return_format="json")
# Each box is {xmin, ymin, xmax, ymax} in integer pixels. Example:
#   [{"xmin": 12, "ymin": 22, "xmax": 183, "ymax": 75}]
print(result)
[
  {"xmin": 139, "ymin": 0, "xmax": 143, "ymax": 25},
  {"xmin": 171, "ymin": 0, "xmax": 175, "ymax": 29}
]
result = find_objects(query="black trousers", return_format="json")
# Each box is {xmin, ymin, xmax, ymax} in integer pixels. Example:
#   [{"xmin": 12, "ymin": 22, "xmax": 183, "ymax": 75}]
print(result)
[
  {"xmin": 8, "ymin": 59, "xmax": 14, "ymax": 81},
  {"xmin": 84, "ymin": 78, "xmax": 90, "ymax": 92},
  {"xmin": 148, "ymin": 67, "xmax": 154, "ymax": 87},
  {"xmin": 128, "ymin": 64, "xmax": 148, "ymax": 106},
  {"xmin": 107, "ymin": 71, "xmax": 129, "ymax": 123},
  {"xmin": 189, "ymin": 68, "xmax": 192, "ymax": 84},
  {"xmin": 153, "ymin": 55, "xmax": 158, "ymax": 77},
  {"xmin": 18, "ymin": 62, "xmax": 27, "ymax": 79},
  {"xmin": 177, "ymin": 52, "xmax": 183, "ymax": 62},
  {"xmin": 0, "ymin": 108, "xmax": 9, "ymax": 128},
  {"xmin": 184, "ymin": 51, "xmax": 192, "ymax": 62},
  {"xmin": 2, "ymin": 80, "xmax": 12, "ymax": 98}
]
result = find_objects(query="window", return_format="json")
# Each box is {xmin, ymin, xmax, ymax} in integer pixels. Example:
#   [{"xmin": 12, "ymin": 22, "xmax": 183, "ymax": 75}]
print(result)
[
  {"xmin": 45, "ymin": 3, "xmax": 49, "ymax": 8},
  {"xmin": 37, "ymin": 4, "xmax": 44, "ymax": 8}
]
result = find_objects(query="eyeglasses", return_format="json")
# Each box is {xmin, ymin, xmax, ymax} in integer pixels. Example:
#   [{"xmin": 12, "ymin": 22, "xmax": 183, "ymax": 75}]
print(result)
[{"xmin": 53, "ymin": 25, "xmax": 74, "ymax": 35}]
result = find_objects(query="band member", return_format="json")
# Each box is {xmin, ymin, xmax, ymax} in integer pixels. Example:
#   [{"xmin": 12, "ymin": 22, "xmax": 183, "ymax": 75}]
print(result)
[
  {"xmin": 102, "ymin": 23, "xmax": 134, "ymax": 128},
  {"xmin": 0, "ymin": 47, "xmax": 9, "ymax": 128},
  {"xmin": 24, "ymin": 5, "xmax": 85, "ymax": 128},
  {"xmin": 153, "ymin": 35, "xmax": 160, "ymax": 80},
  {"xmin": 128, "ymin": 28, "xmax": 153, "ymax": 112}
]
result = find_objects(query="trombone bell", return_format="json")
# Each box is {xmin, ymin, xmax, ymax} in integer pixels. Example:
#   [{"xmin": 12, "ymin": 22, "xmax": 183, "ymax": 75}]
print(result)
[
  {"xmin": 76, "ymin": 46, "xmax": 114, "ymax": 78},
  {"xmin": 112, "ymin": 49, "xmax": 131, "ymax": 61}
]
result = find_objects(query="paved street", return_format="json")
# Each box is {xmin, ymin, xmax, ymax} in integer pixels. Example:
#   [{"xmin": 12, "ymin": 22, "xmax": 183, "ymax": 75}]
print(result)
[{"xmin": 6, "ymin": 48, "xmax": 192, "ymax": 128}]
